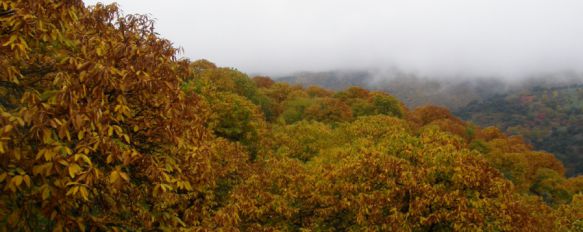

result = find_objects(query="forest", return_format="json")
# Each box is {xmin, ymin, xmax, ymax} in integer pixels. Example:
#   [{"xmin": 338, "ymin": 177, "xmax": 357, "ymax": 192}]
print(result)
[
  {"xmin": 1, "ymin": 1, "xmax": 582, "ymax": 231},
  {"xmin": 282, "ymin": 71, "xmax": 583, "ymax": 178},
  {"xmin": 456, "ymin": 85, "xmax": 583, "ymax": 176}
]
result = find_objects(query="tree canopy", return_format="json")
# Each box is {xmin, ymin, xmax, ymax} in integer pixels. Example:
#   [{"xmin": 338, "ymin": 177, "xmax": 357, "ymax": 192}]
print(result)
[{"xmin": 0, "ymin": 1, "xmax": 582, "ymax": 231}]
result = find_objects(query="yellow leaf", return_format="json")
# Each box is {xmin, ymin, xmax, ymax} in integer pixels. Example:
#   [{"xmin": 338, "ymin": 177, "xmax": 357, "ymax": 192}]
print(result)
[
  {"xmin": 161, "ymin": 184, "xmax": 173, "ymax": 192},
  {"xmin": 120, "ymin": 172, "xmax": 130, "ymax": 182},
  {"xmin": 42, "ymin": 187, "xmax": 51, "ymax": 200},
  {"xmin": 2, "ymin": 35, "xmax": 17, "ymax": 47},
  {"xmin": 0, "ymin": 172, "xmax": 6, "ymax": 182},
  {"xmin": 79, "ymin": 186, "xmax": 89, "ymax": 201},
  {"xmin": 184, "ymin": 182, "xmax": 192, "ymax": 191},
  {"xmin": 66, "ymin": 187, "xmax": 75, "ymax": 196},
  {"xmin": 133, "ymin": 125, "xmax": 139, "ymax": 132},
  {"xmin": 106, "ymin": 154, "xmax": 114, "ymax": 164},
  {"xmin": 78, "ymin": 131, "xmax": 84, "ymax": 140},
  {"xmin": 69, "ymin": 165, "xmax": 79, "ymax": 178},
  {"xmin": 79, "ymin": 155, "xmax": 92, "ymax": 166},
  {"xmin": 65, "ymin": 128, "xmax": 71, "ymax": 141},
  {"xmin": 42, "ymin": 128, "xmax": 52, "ymax": 143},
  {"xmin": 110, "ymin": 171, "xmax": 119, "ymax": 183},
  {"xmin": 13, "ymin": 176, "xmax": 23, "ymax": 187},
  {"xmin": 163, "ymin": 173, "xmax": 171, "ymax": 182},
  {"xmin": 3, "ymin": 124, "xmax": 13, "ymax": 133},
  {"xmin": 79, "ymin": 71, "xmax": 87, "ymax": 81},
  {"xmin": 44, "ymin": 150, "xmax": 55, "ymax": 161},
  {"xmin": 63, "ymin": 147, "xmax": 73, "ymax": 155},
  {"xmin": 23, "ymin": 175, "xmax": 31, "ymax": 187}
]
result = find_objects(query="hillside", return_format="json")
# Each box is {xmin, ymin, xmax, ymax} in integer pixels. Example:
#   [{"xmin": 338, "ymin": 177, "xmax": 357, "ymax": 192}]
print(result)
[
  {"xmin": 456, "ymin": 85, "xmax": 583, "ymax": 176},
  {"xmin": 1, "ymin": 1, "xmax": 582, "ymax": 230},
  {"xmin": 281, "ymin": 71, "xmax": 583, "ymax": 177},
  {"xmin": 279, "ymin": 70, "xmax": 513, "ymax": 110},
  {"xmin": 279, "ymin": 70, "xmax": 583, "ymax": 110}
]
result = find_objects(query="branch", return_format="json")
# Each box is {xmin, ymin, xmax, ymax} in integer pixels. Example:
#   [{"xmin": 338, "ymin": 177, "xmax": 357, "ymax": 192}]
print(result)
[{"xmin": 0, "ymin": 9, "xmax": 15, "ymax": 17}]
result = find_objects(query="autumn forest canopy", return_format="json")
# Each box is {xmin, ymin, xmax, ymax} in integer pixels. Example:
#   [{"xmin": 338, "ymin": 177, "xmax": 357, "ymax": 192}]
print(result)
[{"xmin": 1, "ymin": 1, "xmax": 582, "ymax": 231}]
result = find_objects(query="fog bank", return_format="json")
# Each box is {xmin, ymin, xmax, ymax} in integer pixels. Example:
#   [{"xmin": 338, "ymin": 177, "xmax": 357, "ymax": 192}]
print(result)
[{"xmin": 84, "ymin": 0, "xmax": 583, "ymax": 79}]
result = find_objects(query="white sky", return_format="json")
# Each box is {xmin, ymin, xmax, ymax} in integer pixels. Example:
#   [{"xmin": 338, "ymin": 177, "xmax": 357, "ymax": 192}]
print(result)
[{"xmin": 83, "ymin": 0, "xmax": 583, "ymax": 78}]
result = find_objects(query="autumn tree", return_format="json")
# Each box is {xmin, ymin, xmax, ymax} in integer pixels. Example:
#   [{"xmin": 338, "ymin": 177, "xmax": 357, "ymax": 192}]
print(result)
[
  {"xmin": 302, "ymin": 97, "xmax": 352, "ymax": 123},
  {"xmin": 252, "ymin": 75, "xmax": 275, "ymax": 88},
  {"xmin": 410, "ymin": 105, "xmax": 463, "ymax": 126},
  {"xmin": 306, "ymin": 85, "xmax": 332, "ymax": 97},
  {"xmin": 334, "ymin": 86, "xmax": 371, "ymax": 100},
  {"xmin": 369, "ymin": 92, "xmax": 406, "ymax": 118},
  {"xmin": 271, "ymin": 121, "xmax": 333, "ymax": 161},
  {"xmin": 0, "ymin": 1, "xmax": 247, "ymax": 230},
  {"xmin": 279, "ymin": 97, "xmax": 315, "ymax": 124},
  {"xmin": 204, "ymin": 92, "xmax": 266, "ymax": 158}
]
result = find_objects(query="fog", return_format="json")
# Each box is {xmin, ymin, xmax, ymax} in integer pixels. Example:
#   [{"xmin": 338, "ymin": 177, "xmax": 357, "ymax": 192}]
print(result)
[{"xmin": 83, "ymin": 0, "xmax": 583, "ymax": 79}]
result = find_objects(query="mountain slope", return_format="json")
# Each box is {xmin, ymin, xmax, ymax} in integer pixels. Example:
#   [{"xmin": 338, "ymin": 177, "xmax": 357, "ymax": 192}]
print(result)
[
  {"xmin": 279, "ymin": 70, "xmax": 509, "ymax": 110},
  {"xmin": 278, "ymin": 70, "xmax": 583, "ymax": 110},
  {"xmin": 1, "ymin": 1, "xmax": 582, "ymax": 230},
  {"xmin": 456, "ymin": 84, "xmax": 583, "ymax": 176}
]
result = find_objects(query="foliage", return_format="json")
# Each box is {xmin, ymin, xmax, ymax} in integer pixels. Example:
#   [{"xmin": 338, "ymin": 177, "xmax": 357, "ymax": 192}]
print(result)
[
  {"xmin": 204, "ymin": 92, "xmax": 266, "ymax": 159},
  {"xmin": 1, "ymin": 1, "xmax": 582, "ymax": 231},
  {"xmin": 0, "ymin": 1, "xmax": 251, "ymax": 230},
  {"xmin": 369, "ymin": 92, "xmax": 405, "ymax": 118},
  {"xmin": 457, "ymin": 85, "xmax": 583, "ymax": 176},
  {"xmin": 271, "ymin": 121, "xmax": 333, "ymax": 162},
  {"xmin": 305, "ymin": 85, "xmax": 332, "ymax": 97},
  {"xmin": 279, "ymin": 97, "xmax": 315, "ymax": 124},
  {"xmin": 303, "ymin": 97, "xmax": 353, "ymax": 123},
  {"xmin": 252, "ymin": 75, "xmax": 275, "ymax": 88}
]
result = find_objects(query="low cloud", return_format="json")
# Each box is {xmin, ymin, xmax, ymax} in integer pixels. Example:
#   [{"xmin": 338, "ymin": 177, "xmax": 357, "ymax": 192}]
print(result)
[{"xmin": 84, "ymin": 0, "xmax": 583, "ymax": 79}]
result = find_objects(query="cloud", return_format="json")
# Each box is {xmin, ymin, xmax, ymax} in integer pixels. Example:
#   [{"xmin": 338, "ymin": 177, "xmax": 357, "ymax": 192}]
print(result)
[{"xmin": 84, "ymin": 0, "xmax": 583, "ymax": 78}]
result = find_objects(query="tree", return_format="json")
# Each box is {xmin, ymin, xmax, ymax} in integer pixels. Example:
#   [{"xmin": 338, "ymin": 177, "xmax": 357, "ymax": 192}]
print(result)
[
  {"xmin": 271, "ymin": 121, "xmax": 333, "ymax": 162},
  {"xmin": 0, "ymin": 1, "xmax": 247, "ymax": 230},
  {"xmin": 279, "ymin": 97, "xmax": 315, "ymax": 124},
  {"xmin": 369, "ymin": 92, "xmax": 406, "ymax": 118},
  {"xmin": 306, "ymin": 85, "xmax": 332, "ymax": 97},
  {"xmin": 252, "ymin": 75, "xmax": 275, "ymax": 88},
  {"xmin": 334, "ymin": 86, "xmax": 371, "ymax": 101},
  {"xmin": 303, "ymin": 98, "xmax": 353, "ymax": 123},
  {"xmin": 410, "ymin": 105, "xmax": 463, "ymax": 126},
  {"xmin": 204, "ymin": 92, "xmax": 266, "ymax": 158}
]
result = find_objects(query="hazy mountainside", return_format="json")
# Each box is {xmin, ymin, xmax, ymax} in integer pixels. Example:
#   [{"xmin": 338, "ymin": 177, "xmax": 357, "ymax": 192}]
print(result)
[
  {"xmin": 456, "ymin": 84, "xmax": 583, "ymax": 176},
  {"xmin": 278, "ymin": 70, "xmax": 507, "ymax": 109},
  {"xmin": 2, "ymin": 1, "xmax": 583, "ymax": 230},
  {"xmin": 279, "ymin": 70, "xmax": 372, "ymax": 90},
  {"xmin": 278, "ymin": 70, "xmax": 583, "ymax": 110},
  {"xmin": 281, "ymin": 70, "xmax": 583, "ymax": 177}
]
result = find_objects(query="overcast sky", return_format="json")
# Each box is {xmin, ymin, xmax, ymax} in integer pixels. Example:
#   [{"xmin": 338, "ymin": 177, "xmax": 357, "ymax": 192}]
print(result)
[{"xmin": 83, "ymin": 0, "xmax": 583, "ymax": 78}]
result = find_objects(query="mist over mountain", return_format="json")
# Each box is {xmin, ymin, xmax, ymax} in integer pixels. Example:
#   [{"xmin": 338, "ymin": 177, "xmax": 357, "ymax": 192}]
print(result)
[
  {"xmin": 84, "ymin": 0, "xmax": 583, "ymax": 79},
  {"xmin": 278, "ymin": 69, "xmax": 583, "ymax": 109}
]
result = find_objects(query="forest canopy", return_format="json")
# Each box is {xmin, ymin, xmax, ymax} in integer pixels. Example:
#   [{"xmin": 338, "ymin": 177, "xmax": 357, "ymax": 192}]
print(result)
[
  {"xmin": 456, "ymin": 85, "xmax": 583, "ymax": 177},
  {"xmin": 0, "ymin": 1, "xmax": 582, "ymax": 231}
]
